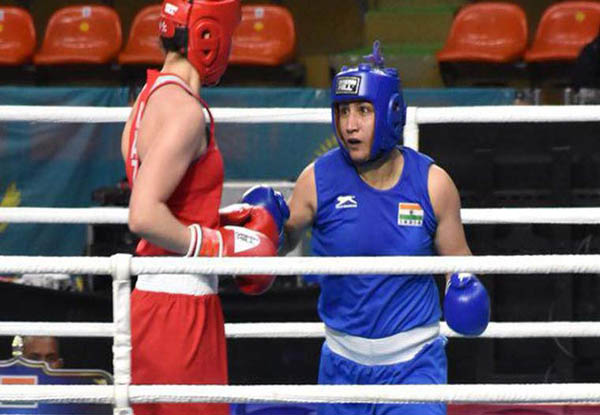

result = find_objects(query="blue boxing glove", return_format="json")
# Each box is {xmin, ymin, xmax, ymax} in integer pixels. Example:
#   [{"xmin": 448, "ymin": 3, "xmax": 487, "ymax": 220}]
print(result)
[
  {"xmin": 241, "ymin": 185, "xmax": 290, "ymax": 248},
  {"xmin": 443, "ymin": 272, "xmax": 490, "ymax": 336}
]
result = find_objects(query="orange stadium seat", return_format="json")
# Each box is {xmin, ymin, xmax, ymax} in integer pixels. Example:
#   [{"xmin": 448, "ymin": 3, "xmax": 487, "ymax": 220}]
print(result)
[
  {"xmin": 118, "ymin": 5, "xmax": 164, "ymax": 66},
  {"xmin": 437, "ymin": 2, "xmax": 528, "ymax": 64},
  {"xmin": 0, "ymin": 7, "xmax": 36, "ymax": 65},
  {"xmin": 230, "ymin": 5, "xmax": 296, "ymax": 66},
  {"xmin": 525, "ymin": 1, "xmax": 600, "ymax": 62},
  {"xmin": 34, "ymin": 5, "xmax": 122, "ymax": 65}
]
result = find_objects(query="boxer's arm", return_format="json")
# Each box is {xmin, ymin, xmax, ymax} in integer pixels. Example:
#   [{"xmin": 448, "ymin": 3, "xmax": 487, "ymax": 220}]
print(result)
[
  {"xmin": 120, "ymin": 94, "xmax": 140, "ymax": 161},
  {"xmin": 128, "ymin": 88, "xmax": 207, "ymax": 254},
  {"xmin": 429, "ymin": 165, "xmax": 490, "ymax": 335},
  {"xmin": 281, "ymin": 163, "xmax": 317, "ymax": 255},
  {"xmin": 429, "ymin": 164, "xmax": 472, "ymax": 264}
]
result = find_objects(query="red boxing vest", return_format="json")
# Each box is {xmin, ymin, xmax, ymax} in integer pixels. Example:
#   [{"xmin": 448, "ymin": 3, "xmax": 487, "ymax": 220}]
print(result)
[{"xmin": 125, "ymin": 69, "xmax": 223, "ymax": 256}]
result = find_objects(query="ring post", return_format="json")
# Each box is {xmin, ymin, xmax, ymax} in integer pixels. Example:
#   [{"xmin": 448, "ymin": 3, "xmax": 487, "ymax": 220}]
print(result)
[
  {"xmin": 111, "ymin": 254, "xmax": 133, "ymax": 415},
  {"xmin": 403, "ymin": 106, "xmax": 419, "ymax": 150}
]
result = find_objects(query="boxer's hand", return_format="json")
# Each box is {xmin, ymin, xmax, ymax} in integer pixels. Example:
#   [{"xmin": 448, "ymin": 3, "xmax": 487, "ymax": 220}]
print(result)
[
  {"xmin": 443, "ymin": 272, "xmax": 490, "ymax": 336},
  {"xmin": 240, "ymin": 185, "xmax": 290, "ymax": 248},
  {"xmin": 187, "ymin": 223, "xmax": 275, "ymax": 259},
  {"xmin": 219, "ymin": 203, "xmax": 253, "ymax": 227},
  {"xmin": 187, "ymin": 224, "xmax": 277, "ymax": 295},
  {"xmin": 220, "ymin": 225, "xmax": 277, "ymax": 295},
  {"xmin": 219, "ymin": 203, "xmax": 279, "ymax": 246},
  {"xmin": 220, "ymin": 225, "xmax": 276, "ymax": 257},
  {"xmin": 217, "ymin": 202, "xmax": 283, "ymax": 295}
]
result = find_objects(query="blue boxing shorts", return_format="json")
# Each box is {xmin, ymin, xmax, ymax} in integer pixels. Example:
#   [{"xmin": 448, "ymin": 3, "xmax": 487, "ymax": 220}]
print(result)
[{"xmin": 317, "ymin": 336, "xmax": 447, "ymax": 415}]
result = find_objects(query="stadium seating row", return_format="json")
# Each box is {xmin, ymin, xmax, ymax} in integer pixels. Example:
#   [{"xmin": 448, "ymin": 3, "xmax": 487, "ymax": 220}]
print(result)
[
  {"xmin": 437, "ymin": 1, "xmax": 600, "ymax": 86},
  {"xmin": 0, "ymin": 4, "xmax": 296, "ymax": 68}
]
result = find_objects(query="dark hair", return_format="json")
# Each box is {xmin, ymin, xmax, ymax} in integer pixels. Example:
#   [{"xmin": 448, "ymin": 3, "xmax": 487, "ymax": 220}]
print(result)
[{"xmin": 160, "ymin": 28, "xmax": 188, "ymax": 54}]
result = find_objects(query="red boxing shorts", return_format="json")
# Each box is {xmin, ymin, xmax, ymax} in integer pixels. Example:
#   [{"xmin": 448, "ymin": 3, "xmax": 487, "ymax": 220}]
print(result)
[{"xmin": 131, "ymin": 275, "xmax": 228, "ymax": 415}]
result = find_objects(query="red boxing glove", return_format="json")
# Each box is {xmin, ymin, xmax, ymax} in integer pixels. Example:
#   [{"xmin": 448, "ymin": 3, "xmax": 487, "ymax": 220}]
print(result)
[
  {"xmin": 187, "ymin": 223, "xmax": 277, "ymax": 295},
  {"xmin": 220, "ymin": 225, "xmax": 277, "ymax": 295},
  {"xmin": 219, "ymin": 203, "xmax": 252, "ymax": 226},
  {"xmin": 219, "ymin": 203, "xmax": 279, "ymax": 247},
  {"xmin": 219, "ymin": 225, "xmax": 276, "ymax": 258},
  {"xmin": 219, "ymin": 204, "xmax": 280, "ymax": 294}
]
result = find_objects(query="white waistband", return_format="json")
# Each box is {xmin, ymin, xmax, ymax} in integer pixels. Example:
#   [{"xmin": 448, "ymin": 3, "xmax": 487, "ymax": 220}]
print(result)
[
  {"xmin": 136, "ymin": 274, "xmax": 218, "ymax": 296},
  {"xmin": 325, "ymin": 323, "xmax": 440, "ymax": 366}
]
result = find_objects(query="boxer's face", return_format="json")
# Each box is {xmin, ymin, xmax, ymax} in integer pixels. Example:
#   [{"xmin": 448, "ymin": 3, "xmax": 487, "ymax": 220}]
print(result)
[{"xmin": 337, "ymin": 101, "xmax": 375, "ymax": 164}]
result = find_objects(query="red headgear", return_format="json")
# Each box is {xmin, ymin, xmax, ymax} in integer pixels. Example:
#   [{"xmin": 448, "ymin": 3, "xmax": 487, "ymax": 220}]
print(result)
[{"xmin": 159, "ymin": 0, "xmax": 241, "ymax": 85}]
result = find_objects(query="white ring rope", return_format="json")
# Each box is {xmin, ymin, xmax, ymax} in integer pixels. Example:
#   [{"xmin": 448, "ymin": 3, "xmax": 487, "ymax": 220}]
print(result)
[
  {"xmin": 0, "ymin": 322, "xmax": 113, "ymax": 337},
  {"xmin": 0, "ymin": 207, "xmax": 128, "ymax": 224},
  {"xmin": 131, "ymin": 254, "xmax": 600, "ymax": 275},
  {"xmin": 460, "ymin": 207, "xmax": 600, "ymax": 224},
  {"xmin": 415, "ymin": 105, "xmax": 600, "ymax": 124},
  {"xmin": 124, "ymin": 383, "xmax": 600, "ymax": 404},
  {"xmin": 3, "ymin": 206, "xmax": 600, "ymax": 224},
  {"xmin": 1, "ymin": 254, "xmax": 599, "ymax": 275},
  {"xmin": 0, "ymin": 106, "xmax": 331, "ymax": 124},
  {"xmin": 223, "ymin": 321, "xmax": 600, "ymax": 339},
  {"xmin": 1, "ymin": 383, "xmax": 600, "ymax": 404},
  {"xmin": 3, "ymin": 321, "xmax": 599, "ymax": 339},
  {"xmin": 2, "ymin": 105, "xmax": 600, "ymax": 124}
]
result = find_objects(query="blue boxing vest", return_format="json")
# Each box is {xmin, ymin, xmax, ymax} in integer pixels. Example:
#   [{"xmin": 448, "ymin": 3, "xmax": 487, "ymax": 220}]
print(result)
[{"xmin": 310, "ymin": 146, "xmax": 441, "ymax": 339}]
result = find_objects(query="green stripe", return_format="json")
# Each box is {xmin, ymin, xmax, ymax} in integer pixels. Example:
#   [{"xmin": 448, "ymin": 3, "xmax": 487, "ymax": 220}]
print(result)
[{"xmin": 399, "ymin": 214, "xmax": 423, "ymax": 221}]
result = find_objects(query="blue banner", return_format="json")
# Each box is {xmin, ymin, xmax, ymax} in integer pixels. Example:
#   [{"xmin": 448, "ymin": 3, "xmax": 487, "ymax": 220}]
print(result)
[
  {"xmin": 203, "ymin": 88, "xmax": 332, "ymax": 181},
  {"xmin": 0, "ymin": 87, "xmax": 128, "ymax": 256},
  {"xmin": 0, "ymin": 356, "xmax": 112, "ymax": 414}
]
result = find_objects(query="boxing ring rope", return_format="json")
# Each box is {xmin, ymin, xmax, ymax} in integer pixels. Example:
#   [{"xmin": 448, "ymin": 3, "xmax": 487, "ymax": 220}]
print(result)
[
  {"xmin": 2, "ymin": 253, "xmax": 600, "ymax": 407},
  {"xmin": 2, "ymin": 321, "xmax": 600, "ymax": 339},
  {"xmin": 3, "ymin": 105, "xmax": 600, "ymax": 123},
  {"xmin": 1, "ymin": 383, "xmax": 600, "ymax": 405},
  {"xmin": 4, "ymin": 206, "xmax": 600, "ymax": 224},
  {"xmin": 3, "ymin": 254, "xmax": 600, "ymax": 275},
  {"xmin": 3, "ymin": 104, "xmax": 600, "ymax": 408},
  {"xmin": 2, "ymin": 104, "xmax": 600, "ymax": 151},
  {"xmin": 2, "ymin": 256, "xmax": 600, "ymax": 351}
]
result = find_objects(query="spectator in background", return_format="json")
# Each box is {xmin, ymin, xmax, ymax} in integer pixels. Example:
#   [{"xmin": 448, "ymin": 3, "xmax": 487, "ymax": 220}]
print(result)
[
  {"xmin": 18, "ymin": 336, "xmax": 64, "ymax": 369},
  {"xmin": 573, "ymin": 30, "xmax": 600, "ymax": 89},
  {"xmin": 572, "ymin": 26, "xmax": 600, "ymax": 103}
]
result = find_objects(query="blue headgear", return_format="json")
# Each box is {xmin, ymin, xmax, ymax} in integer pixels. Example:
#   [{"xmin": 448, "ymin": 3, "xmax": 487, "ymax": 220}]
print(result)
[{"xmin": 331, "ymin": 41, "xmax": 406, "ymax": 164}]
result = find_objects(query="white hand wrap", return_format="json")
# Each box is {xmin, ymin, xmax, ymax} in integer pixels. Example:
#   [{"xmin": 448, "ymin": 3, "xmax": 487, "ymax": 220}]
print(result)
[{"xmin": 185, "ymin": 224, "xmax": 202, "ymax": 257}]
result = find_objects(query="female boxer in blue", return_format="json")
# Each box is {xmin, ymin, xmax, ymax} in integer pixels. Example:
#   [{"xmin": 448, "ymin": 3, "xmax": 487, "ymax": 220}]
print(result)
[{"xmin": 280, "ymin": 41, "xmax": 490, "ymax": 415}]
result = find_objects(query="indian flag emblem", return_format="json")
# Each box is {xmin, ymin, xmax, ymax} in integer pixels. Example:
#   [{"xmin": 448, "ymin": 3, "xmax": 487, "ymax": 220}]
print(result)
[{"xmin": 398, "ymin": 203, "xmax": 424, "ymax": 226}]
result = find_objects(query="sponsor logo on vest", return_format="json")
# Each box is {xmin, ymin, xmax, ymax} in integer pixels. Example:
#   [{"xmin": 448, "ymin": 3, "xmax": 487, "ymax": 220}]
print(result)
[
  {"xmin": 398, "ymin": 202, "xmax": 423, "ymax": 226},
  {"xmin": 335, "ymin": 77, "xmax": 361, "ymax": 95},
  {"xmin": 335, "ymin": 195, "xmax": 358, "ymax": 209}
]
